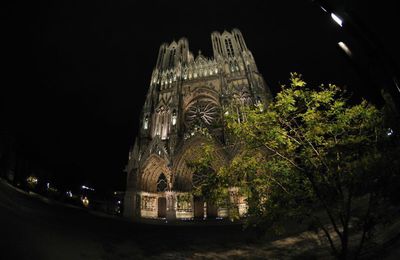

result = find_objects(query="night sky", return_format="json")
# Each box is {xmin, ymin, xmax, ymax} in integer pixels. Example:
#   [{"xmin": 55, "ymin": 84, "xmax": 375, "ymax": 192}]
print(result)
[{"xmin": 3, "ymin": 0, "xmax": 399, "ymax": 192}]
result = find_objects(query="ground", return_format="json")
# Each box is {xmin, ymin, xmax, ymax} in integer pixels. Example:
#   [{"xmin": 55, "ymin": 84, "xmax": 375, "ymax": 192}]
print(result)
[{"xmin": 1, "ymin": 179, "xmax": 399, "ymax": 259}]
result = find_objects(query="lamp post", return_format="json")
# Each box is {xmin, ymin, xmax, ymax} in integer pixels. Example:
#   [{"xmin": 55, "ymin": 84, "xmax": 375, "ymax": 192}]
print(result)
[{"xmin": 312, "ymin": 0, "xmax": 400, "ymax": 118}]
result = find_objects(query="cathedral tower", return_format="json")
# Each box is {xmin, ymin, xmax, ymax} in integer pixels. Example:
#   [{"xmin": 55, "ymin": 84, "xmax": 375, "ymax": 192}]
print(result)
[{"xmin": 124, "ymin": 29, "xmax": 272, "ymax": 220}]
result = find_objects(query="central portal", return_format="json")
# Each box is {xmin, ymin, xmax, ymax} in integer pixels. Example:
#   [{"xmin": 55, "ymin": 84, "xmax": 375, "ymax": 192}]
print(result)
[{"xmin": 158, "ymin": 197, "xmax": 166, "ymax": 218}]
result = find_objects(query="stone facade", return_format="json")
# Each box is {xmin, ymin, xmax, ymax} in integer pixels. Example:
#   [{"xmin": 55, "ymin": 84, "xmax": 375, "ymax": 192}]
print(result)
[{"xmin": 124, "ymin": 29, "xmax": 272, "ymax": 221}]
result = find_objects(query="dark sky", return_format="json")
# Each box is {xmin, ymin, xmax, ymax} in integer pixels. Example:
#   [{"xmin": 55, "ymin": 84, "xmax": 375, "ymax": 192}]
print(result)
[{"xmin": 3, "ymin": 0, "xmax": 399, "ymax": 191}]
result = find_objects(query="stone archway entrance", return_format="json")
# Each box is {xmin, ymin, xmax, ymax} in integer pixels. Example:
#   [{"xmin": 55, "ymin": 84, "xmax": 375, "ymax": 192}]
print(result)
[{"xmin": 158, "ymin": 197, "xmax": 166, "ymax": 218}]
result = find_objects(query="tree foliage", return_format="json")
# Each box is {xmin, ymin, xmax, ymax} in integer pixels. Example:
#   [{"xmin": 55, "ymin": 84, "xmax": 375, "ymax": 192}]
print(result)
[{"xmin": 189, "ymin": 73, "xmax": 400, "ymax": 259}]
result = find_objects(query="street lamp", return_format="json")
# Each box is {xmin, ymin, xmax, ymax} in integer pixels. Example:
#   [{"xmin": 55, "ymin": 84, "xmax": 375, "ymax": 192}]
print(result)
[
  {"xmin": 331, "ymin": 13, "xmax": 343, "ymax": 27},
  {"xmin": 338, "ymin": 42, "xmax": 352, "ymax": 57},
  {"xmin": 312, "ymin": 0, "xmax": 400, "ymax": 117}
]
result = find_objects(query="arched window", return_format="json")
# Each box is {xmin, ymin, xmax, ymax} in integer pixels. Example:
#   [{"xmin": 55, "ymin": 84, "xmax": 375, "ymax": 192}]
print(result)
[
  {"xmin": 143, "ymin": 115, "xmax": 149, "ymax": 130},
  {"xmin": 225, "ymin": 37, "xmax": 235, "ymax": 57},
  {"xmin": 169, "ymin": 48, "xmax": 176, "ymax": 68},
  {"xmin": 217, "ymin": 38, "xmax": 223, "ymax": 54},
  {"xmin": 172, "ymin": 109, "xmax": 177, "ymax": 126},
  {"xmin": 157, "ymin": 173, "xmax": 168, "ymax": 192},
  {"xmin": 153, "ymin": 106, "xmax": 170, "ymax": 139}
]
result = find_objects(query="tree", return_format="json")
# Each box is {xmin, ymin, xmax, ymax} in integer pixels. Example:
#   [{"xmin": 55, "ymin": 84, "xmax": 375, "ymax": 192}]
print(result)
[{"xmin": 190, "ymin": 73, "xmax": 399, "ymax": 259}]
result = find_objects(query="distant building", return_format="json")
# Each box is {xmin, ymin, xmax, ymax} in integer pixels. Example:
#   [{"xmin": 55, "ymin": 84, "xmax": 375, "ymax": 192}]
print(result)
[{"xmin": 124, "ymin": 29, "xmax": 271, "ymax": 221}]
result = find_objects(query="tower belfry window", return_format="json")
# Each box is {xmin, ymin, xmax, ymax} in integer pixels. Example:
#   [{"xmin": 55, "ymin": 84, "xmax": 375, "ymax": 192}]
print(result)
[
  {"xmin": 225, "ymin": 38, "xmax": 235, "ymax": 57},
  {"xmin": 217, "ymin": 38, "xmax": 223, "ymax": 54},
  {"xmin": 169, "ymin": 48, "xmax": 176, "ymax": 68}
]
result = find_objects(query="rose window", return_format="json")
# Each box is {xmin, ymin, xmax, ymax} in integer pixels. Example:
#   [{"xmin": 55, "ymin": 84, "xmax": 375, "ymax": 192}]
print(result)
[{"xmin": 185, "ymin": 100, "xmax": 219, "ymax": 126}]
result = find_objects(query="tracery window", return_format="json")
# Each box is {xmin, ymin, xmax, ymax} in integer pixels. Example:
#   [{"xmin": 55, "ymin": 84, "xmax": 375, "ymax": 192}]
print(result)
[
  {"xmin": 157, "ymin": 173, "xmax": 168, "ymax": 192},
  {"xmin": 225, "ymin": 37, "xmax": 235, "ymax": 57},
  {"xmin": 186, "ymin": 100, "xmax": 219, "ymax": 126},
  {"xmin": 153, "ymin": 106, "xmax": 170, "ymax": 139}
]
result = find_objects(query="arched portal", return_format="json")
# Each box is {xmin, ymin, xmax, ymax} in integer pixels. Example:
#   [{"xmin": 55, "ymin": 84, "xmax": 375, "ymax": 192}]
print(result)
[
  {"xmin": 172, "ymin": 136, "xmax": 227, "ymax": 218},
  {"xmin": 157, "ymin": 173, "xmax": 168, "ymax": 218},
  {"xmin": 139, "ymin": 155, "xmax": 171, "ymax": 219},
  {"xmin": 140, "ymin": 155, "xmax": 171, "ymax": 193}
]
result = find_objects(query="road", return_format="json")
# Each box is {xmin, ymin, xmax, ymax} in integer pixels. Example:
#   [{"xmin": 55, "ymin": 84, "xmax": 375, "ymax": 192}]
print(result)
[
  {"xmin": 4, "ymin": 178, "xmax": 400, "ymax": 259},
  {"xmin": 0, "ymin": 179, "xmax": 257, "ymax": 260}
]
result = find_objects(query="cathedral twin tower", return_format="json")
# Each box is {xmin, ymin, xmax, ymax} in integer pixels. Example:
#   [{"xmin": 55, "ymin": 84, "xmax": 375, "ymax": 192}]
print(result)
[{"xmin": 124, "ymin": 29, "xmax": 271, "ymax": 220}]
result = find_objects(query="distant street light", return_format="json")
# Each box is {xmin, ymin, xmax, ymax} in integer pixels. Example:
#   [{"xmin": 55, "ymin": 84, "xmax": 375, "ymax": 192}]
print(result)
[
  {"xmin": 81, "ymin": 185, "xmax": 95, "ymax": 191},
  {"xmin": 331, "ymin": 13, "xmax": 343, "ymax": 27},
  {"xmin": 312, "ymin": 0, "xmax": 400, "ymax": 113},
  {"xmin": 26, "ymin": 176, "xmax": 38, "ymax": 189},
  {"xmin": 338, "ymin": 42, "xmax": 352, "ymax": 57},
  {"xmin": 81, "ymin": 196, "xmax": 89, "ymax": 207}
]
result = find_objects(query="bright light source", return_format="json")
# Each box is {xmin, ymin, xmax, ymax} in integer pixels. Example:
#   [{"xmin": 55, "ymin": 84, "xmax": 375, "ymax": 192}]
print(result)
[
  {"xmin": 27, "ymin": 176, "xmax": 38, "ymax": 184},
  {"xmin": 81, "ymin": 196, "xmax": 89, "ymax": 207},
  {"xmin": 81, "ymin": 185, "xmax": 95, "ymax": 191},
  {"xmin": 393, "ymin": 77, "xmax": 400, "ymax": 93},
  {"xmin": 172, "ymin": 115, "xmax": 177, "ymax": 126},
  {"xmin": 320, "ymin": 6, "xmax": 328, "ymax": 13},
  {"xmin": 26, "ymin": 176, "xmax": 38, "ymax": 188},
  {"xmin": 331, "ymin": 13, "xmax": 343, "ymax": 27},
  {"xmin": 387, "ymin": 128, "xmax": 394, "ymax": 136},
  {"xmin": 46, "ymin": 182, "xmax": 50, "ymax": 189},
  {"xmin": 66, "ymin": 190, "xmax": 73, "ymax": 197},
  {"xmin": 338, "ymin": 42, "xmax": 352, "ymax": 57}
]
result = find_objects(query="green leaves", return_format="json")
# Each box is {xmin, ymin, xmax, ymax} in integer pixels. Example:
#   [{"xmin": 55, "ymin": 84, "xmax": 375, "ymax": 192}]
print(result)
[{"xmin": 188, "ymin": 73, "xmax": 397, "ymax": 257}]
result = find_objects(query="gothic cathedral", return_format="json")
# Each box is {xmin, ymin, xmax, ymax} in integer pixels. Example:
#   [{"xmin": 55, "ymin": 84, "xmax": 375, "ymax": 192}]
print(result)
[{"xmin": 124, "ymin": 29, "xmax": 272, "ymax": 221}]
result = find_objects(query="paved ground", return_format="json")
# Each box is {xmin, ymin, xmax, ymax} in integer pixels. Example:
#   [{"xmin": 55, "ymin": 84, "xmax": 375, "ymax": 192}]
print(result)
[
  {"xmin": 0, "ymin": 179, "xmax": 266, "ymax": 259},
  {"xmin": 1, "ymin": 178, "xmax": 400, "ymax": 259}
]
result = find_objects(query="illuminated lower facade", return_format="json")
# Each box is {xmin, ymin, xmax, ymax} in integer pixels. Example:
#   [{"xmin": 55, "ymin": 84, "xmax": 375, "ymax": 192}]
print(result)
[{"xmin": 124, "ymin": 29, "xmax": 271, "ymax": 221}]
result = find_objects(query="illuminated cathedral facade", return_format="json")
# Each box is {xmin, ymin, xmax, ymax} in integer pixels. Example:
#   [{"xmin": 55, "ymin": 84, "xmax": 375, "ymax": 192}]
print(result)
[{"xmin": 124, "ymin": 29, "xmax": 271, "ymax": 220}]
